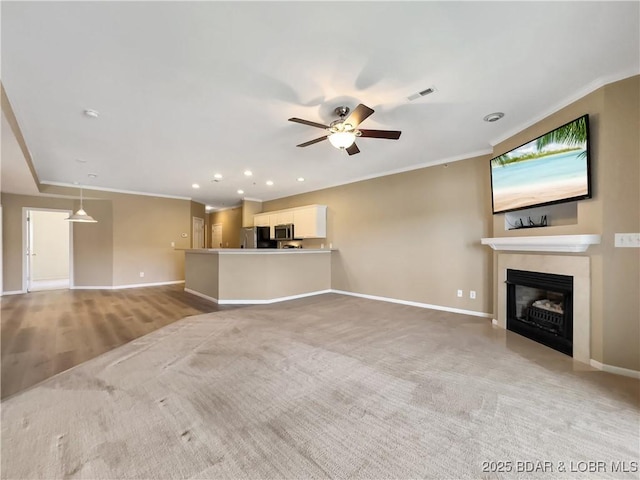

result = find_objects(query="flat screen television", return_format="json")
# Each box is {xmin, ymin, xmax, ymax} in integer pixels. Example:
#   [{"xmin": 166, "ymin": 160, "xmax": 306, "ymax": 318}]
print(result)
[{"xmin": 490, "ymin": 114, "xmax": 591, "ymax": 214}]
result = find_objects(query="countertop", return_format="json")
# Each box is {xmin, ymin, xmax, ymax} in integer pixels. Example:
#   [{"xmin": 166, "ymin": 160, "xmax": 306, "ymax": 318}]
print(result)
[{"xmin": 181, "ymin": 248, "xmax": 334, "ymax": 254}]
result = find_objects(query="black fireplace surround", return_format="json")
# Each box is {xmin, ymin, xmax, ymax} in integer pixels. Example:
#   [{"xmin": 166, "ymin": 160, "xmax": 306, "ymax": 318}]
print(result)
[{"xmin": 506, "ymin": 269, "xmax": 573, "ymax": 356}]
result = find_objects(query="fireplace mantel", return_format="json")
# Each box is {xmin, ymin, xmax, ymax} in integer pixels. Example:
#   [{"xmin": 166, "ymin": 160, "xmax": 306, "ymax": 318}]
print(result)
[{"xmin": 481, "ymin": 234, "xmax": 601, "ymax": 253}]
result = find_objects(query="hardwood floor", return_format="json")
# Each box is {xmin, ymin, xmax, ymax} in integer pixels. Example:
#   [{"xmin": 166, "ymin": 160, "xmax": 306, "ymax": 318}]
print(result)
[{"xmin": 1, "ymin": 284, "xmax": 237, "ymax": 400}]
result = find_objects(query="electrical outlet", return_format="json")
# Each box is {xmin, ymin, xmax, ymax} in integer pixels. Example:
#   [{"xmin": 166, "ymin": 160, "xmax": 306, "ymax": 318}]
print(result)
[
  {"xmin": 170, "ymin": 241, "xmax": 175, "ymax": 247},
  {"xmin": 139, "ymin": 272, "xmax": 145, "ymax": 278},
  {"xmin": 470, "ymin": 290, "xmax": 476, "ymax": 299},
  {"xmin": 615, "ymin": 233, "xmax": 640, "ymax": 248},
  {"xmin": 457, "ymin": 290, "xmax": 463, "ymax": 298}
]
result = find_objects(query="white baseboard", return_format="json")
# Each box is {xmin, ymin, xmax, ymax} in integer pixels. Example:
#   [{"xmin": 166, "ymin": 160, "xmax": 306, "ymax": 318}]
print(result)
[
  {"xmin": 28, "ymin": 279, "xmax": 70, "ymax": 291},
  {"xmin": 113, "ymin": 280, "xmax": 185, "ymax": 290},
  {"xmin": 1, "ymin": 290, "xmax": 27, "ymax": 296},
  {"xmin": 218, "ymin": 289, "xmax": 333, "ymax": 305},
  {"xmin": 330, "ymin": 289, "xmax": 493, "ymax": 319},
  {"xmin": 184, "ymin": 288, "xmax": 219, "ymax": 304},
  {"xmin": 589, "ymin": 359, "xmax": 640, "ymax": 379},
  {"xmin": 71, "ymin": 280, "xmax": 185, "ymax": 291}
]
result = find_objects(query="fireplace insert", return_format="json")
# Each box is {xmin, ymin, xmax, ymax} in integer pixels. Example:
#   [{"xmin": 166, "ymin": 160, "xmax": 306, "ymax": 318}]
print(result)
[{"xmin": 506, "ymin": 269, "xmax": 573, "ymax": 356}]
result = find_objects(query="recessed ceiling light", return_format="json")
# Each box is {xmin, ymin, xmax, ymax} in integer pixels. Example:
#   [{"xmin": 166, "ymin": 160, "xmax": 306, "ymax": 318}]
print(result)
[
  {"xmin": 83, "ymin": 109, "xmax": 99, "ymax": 118},
  {"xmin": 237, "ymin": 189, "xmax": 244, "ymax": 194},
  {"xmin": 192, "ymin": 183, "xmax": 200, "ymax": 189},
  {"xmin": 205, "ymin": 205, "xmax": 213, "ymax": 210},
  {"xmin": 214, "ymin": 173, "xmax": 223, "ymax": 179},
  {"xmin": 483, "ymin": 112, "xmax": 505, "ymax": 122},
  {"xmin": 244, "ymin": 170, "xmax": 253, "ymax": 177},
  {"xmin": 266, "ymin": 180, "xmax": 274, "ymax": 186},
  {"xmin": 87, "ymin": 173, "xmax": 97, "ymax": 178},
  {"xmin": 297, "ymin": 177, "xmax": 305, "ymax": 182}
]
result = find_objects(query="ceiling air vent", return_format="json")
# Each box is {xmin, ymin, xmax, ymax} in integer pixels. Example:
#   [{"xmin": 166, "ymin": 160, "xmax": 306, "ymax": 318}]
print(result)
[{"xmin": 407, "ymin": 87, "xmax": 436, "ymax": 101}]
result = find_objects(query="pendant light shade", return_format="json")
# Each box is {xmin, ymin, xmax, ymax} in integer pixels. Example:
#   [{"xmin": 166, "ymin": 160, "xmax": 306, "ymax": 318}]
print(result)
[{"xmin": 66, "ymin": 186, "xmax": 97, "ymax": 223}]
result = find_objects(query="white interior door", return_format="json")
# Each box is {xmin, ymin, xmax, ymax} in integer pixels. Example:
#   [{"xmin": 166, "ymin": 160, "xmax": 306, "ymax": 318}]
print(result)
[
  {"xmin": 211, "ymin": 223, "xmax": 223, "ymax": 249},
  {"xmin": 192, "ymin": 217, "xmax": 205, "ymax": 248},
  {"xmin": 28, "ymin": 209, "xmax": 71, "ymax": 291}
]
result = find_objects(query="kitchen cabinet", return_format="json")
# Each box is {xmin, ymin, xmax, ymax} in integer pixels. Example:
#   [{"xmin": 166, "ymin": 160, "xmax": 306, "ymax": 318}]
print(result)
[
  {"xmin": 270, "ymin": 211, "xmax": 294, "ymax": 239},
  {"xmin": 254, "ymin": 213, "xmax": 270, "ymax": 227},
  {"xmin": 254, "ymin": 213, "xmax": 273, "ymax": 238},
  {"xmin": 254, "ymin": 204, "xmax": 327, "ymax": 240},
  {"xmin": 293, "ymin": 205, "xmax": 327, "ymax": 238},
  {"xmin": 274, "ymin": 211, "xmax": 294, "ymax": 225}
]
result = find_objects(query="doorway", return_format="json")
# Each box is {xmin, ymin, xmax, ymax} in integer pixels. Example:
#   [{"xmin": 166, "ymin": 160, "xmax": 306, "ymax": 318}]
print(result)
[
  {"xmin": 24, "ymin": 209, "xmax": 73, "ymax": 292},
  {"xmin": 211, "ymin": 223, "xmax": 223, "ymax": 249}
]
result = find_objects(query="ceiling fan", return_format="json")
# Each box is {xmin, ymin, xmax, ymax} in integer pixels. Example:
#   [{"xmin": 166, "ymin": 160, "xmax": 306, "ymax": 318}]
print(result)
[{"xmin": 288, "ymin": 104, "xmax": 401, "ymax": 156}]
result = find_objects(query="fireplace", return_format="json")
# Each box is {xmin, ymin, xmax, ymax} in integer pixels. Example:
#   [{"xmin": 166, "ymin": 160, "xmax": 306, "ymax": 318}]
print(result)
[
  {"xmin": 506, "ymin": 269, "xmax": 573, "ymax": 356},
  {"xmin": 496, "ymin": 254, "xmax": 590, "ymax": 364}
]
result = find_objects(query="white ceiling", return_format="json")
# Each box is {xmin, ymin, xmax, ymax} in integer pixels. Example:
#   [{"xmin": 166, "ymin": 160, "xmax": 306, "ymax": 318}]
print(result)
[{"xmin": 2, "ymin": 2, "xmax": 639, "ymax": 209}]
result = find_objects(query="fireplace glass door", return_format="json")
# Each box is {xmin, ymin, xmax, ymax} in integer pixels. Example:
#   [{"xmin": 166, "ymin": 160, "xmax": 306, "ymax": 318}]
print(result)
[{"xmin": 507, "ymin": 269, "xmax": 573, "ymax": 356}]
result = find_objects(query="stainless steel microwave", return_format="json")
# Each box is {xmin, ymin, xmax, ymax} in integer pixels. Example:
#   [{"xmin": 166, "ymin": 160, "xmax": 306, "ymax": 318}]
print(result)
[{"xmin": 274, "ymin": 223, "xmax": 294, "ymax": 240}]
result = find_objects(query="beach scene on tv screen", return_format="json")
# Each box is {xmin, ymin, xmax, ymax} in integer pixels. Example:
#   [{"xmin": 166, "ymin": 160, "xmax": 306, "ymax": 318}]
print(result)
[{"xmin": 491, "ymin": 116, "xmax": 589, "ymax": 213}]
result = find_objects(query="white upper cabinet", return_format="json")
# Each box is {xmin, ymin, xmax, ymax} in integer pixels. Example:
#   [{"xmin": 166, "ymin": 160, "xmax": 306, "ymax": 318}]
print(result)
[
  {"xmin": 274, "ymin": 211, "xmax": 294, "ymax": 226},
  {"xmin": 253, "ymin": 205, "xmax": 327, "ymax": 239},
  {"xmin": 293, "ymin": 205, "xmax": 327, "ymax": 238},
  {"xmin": 254, "ymin": 213, "xmax": 270, "ymax": 227}
]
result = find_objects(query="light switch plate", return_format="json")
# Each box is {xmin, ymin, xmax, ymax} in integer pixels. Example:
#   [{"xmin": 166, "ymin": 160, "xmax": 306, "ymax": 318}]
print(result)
[{"xmin": 614, "ymin": 233, "xmax": 640, "ymax": 248}]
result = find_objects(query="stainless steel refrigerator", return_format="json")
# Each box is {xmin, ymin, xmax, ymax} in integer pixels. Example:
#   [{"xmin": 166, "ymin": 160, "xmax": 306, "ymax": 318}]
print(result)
[{"xmin": 241, "ymin": 226, "xmax": 277, "ymax": 249}]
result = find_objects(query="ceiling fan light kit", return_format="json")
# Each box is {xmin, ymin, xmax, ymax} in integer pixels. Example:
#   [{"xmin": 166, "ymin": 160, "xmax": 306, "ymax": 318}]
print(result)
[
  {"xmin": 288, "ymin": 103, "xmax": 401, "ymax": 156},
  {"xmin": 328, "ymin": 131, "xmax": 356, "ymax": 149}
]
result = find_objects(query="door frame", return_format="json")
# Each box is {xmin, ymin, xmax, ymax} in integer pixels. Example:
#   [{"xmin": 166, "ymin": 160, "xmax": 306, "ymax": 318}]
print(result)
[
  {"xmin": 192, "ymin": 216, "xmax": 205, "ymax": 249},
  {"xmin": 211, "ymin": 223, "xmax": 223, "ymax": 249},
  {"xmin": 22, "ymin": 207, "xmax": 74, "ymax": 293}
]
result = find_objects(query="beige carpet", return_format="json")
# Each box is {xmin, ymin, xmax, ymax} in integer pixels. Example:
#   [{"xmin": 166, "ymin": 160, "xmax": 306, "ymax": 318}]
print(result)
[{"xmin": 2, "ymin": 293, "xmax": 638, "ymax": 479}]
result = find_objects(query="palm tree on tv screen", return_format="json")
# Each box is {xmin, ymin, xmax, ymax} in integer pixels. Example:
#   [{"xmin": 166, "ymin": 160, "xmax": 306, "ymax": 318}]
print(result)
[
  {"xmin": 492, "ymin": 116, "xmax": 587, "ymax": 166},
  {"xmin": 535, "ymin": 116, "xmax": 587, "ymax": 158}
]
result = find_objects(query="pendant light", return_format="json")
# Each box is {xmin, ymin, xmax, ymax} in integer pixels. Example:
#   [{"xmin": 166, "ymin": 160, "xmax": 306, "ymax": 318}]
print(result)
[{"xmin": 66, "ymin": 186, "xmax": 97, "ymax": 223}]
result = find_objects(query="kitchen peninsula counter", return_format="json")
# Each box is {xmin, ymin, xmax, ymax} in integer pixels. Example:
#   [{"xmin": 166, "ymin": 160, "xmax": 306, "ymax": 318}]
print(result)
[{"xmin": 182, "ymin": 249, "xmax": 333, "ymax": 304}]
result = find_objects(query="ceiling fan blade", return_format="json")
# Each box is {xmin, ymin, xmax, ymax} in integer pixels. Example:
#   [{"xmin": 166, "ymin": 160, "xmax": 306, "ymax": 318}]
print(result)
[
  {"xmin": 288, "ymin": 118, "xmax": 330, "ymax": 129},
  {"xmin": 297, "ymin": 136, "xmax": 328, "ymax": 147},
  {"xmin": 346, "ymin": 143, "xmax": 360, "ymax": 156},
  {"xmin": 359, "ymin": 129, "xmax": 402, "ymax": 140},
  {"xmin": 345, "ymin": 104, "xmax": 374, "ymax": 127}
]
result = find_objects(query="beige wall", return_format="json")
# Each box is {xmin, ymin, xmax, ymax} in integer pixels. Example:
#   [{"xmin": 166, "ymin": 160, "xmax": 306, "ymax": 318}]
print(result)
[
  {"xmin": 219, "ymin": 252, "xmax": 331, "ymax": 301},
  {"xmin": 1, "ymin": 193, "xmax": 113, "ymax": 291},
  {"xmin": 109, "ymin": 193, "xmax": 191, "ymax": 286},
  {"xmin": 242, "ymin": 200, "xmax": 263, "ymax": 227},
  {"xmin": 2, "ymin": 189, "xmax": 192, "ymax": 291},
  {"xmin": 491, "ymin": 75, "xmax": 639, "ymax": 371},
  {"xmin": 600, "ymin": 76, "xmax": 639, "ymax": 371},
  {"xmin": 210, "ymin": 206, "xmax": 242, "ymax": 248},
  {"xmin": 184, "ymin": 252, "xmax": 219, "ymax": 300},
  {"xmin": 184, "ymin": 251, "xmax": 331, "ymax": 302},
  {"xmin": 264, "ymin": 155, "xmax": 494, "ymax": 314},
  {"xmin": 73, "ymin": 199, "xmax": 114, "ymax": 287}
]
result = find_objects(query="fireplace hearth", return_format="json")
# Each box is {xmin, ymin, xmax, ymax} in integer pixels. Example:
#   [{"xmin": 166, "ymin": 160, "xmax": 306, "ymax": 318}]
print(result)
[{"xmin": 506, "ymin": 269, "xmax": 573, "ymax": 356}]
